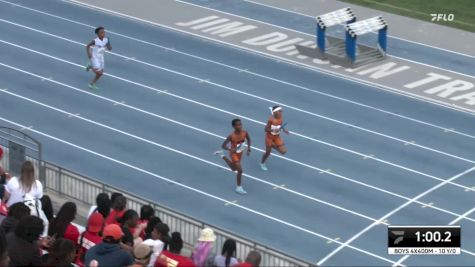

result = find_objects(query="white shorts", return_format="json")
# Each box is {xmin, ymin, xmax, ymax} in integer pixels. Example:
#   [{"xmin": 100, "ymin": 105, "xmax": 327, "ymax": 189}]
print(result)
[{"xmin": 91, "ymin": 57, "xmax": 104, "ymax": 71}]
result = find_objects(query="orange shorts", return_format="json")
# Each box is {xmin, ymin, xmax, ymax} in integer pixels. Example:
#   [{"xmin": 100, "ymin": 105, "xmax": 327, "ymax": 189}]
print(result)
[
  {"xmin": 229, "ymin": 152, "xmax": 243, "ymax": 163},
  {"xmin": 265, "ymin": 134, "xmax": 284, "ymax": 148}
]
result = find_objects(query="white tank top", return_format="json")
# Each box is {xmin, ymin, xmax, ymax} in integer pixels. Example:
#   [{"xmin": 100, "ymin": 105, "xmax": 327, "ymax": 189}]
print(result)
[{"xmin": 91, "ymin": 37, "xmax": 108, "ymax": 59}]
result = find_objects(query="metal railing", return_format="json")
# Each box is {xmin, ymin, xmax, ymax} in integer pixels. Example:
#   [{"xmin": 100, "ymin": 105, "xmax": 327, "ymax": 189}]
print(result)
[
  {"xmin": 0, "ymin": 139, "xmax": 313, "ymax": 266},
  {"xmin": 41, "ymin": 161, "xmax": 313, "ymax": 266}
]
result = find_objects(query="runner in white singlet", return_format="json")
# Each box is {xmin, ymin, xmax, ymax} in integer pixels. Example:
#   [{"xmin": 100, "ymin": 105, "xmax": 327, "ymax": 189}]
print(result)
[{"xmin": 85, "ymin": 26, "xmax": 112, "ymax": 90}]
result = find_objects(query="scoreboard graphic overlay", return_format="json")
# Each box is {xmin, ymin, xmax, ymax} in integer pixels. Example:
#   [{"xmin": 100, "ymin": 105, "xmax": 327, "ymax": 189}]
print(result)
[{"xmin": 388, "ymin": 226, "xmax": 461, "ymax": 255}]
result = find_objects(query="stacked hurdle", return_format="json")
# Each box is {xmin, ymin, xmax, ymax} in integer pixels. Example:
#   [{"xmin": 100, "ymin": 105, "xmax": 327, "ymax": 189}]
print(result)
[
  {"xmin": 296, "ymin": 8, "xmax": 388, "ymax": 68},
  {"xmin": 316, "ymin": 7, "xmax": 356, "ymax": 54},
  {"xmin": 345, "ymin": 16, "xmax": 388, "ymax": 64}
]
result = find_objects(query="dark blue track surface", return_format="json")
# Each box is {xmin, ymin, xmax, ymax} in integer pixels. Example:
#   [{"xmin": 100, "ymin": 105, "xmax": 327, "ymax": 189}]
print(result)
[{"xmin": 0, "ymin": 0, "xmax": 474, "ymax": 265}]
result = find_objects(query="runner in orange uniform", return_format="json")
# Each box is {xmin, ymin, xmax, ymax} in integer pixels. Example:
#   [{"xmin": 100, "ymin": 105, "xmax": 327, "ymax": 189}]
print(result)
[
  {"xmin": 260, "ymin": 106, "xmax": 289, "ymax": 171},
  {"xmin": 214, "ymin": 119, "xmax": 251, "ymax": 194}
]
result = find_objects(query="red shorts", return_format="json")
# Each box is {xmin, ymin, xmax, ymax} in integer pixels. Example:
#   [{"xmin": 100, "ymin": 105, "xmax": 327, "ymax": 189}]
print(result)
[
  {"xmin": 230, "ymin": 152, "xmax": 243, "ymax": 163},
  {"xmin": 265, "ymin": 134, "xmax": 284, "ymax": 148}
]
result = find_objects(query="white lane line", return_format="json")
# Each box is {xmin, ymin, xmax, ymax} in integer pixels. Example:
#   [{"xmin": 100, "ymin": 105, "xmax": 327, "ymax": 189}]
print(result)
[
  {"xmin": 393, "ymin": 206, "xmax": 475, "ymax": 266},
  {"xmin": 0, "ymin": 116, "xmax": 400, "ymax": 265},
  {"xmin": 3, "ymin": 37, "xmax": 475, "ymax": 195},
  {"xmin": 3, "ymin": 1, "xmax": 471, "ymax": 141},
  {"xmin": 317, "ymin": 166, "xmax": 475, "ymax": 266},
  {"xmin": 62, "ymin": 0, "xmax": 475, "ymax": 117},
  {"xmin": 242, "ymin": 0, "xmax": 475, "ymax": 59},
  {"xmin": 175, "ymin": 0, "xmax": 475, "ymax": 79},
  {"xmin": 1, "ymin": 22, "xmax": 473, "ymax": 166},
  {"xmin": 0, "ymin": 87, "xmax": 380, "ymax": 223},
  {"xmin": 2, "ymin": 62, "xmax": 475, "ymax": 225}
]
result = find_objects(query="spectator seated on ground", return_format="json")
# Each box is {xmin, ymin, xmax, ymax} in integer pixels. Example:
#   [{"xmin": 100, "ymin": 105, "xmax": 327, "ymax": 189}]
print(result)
[
  {"xmin": 7, "ymin": 215, "xmax": 49, "ymax": 266},
  {"xmin": 214, "ymin": 239, "xmax": 239, "ymax": 267},
  {"xmin": 155, "ymin": 232, "xmax": 195, "ymax": 267},
  {"xmin": 84, "ymin": 224, "xmax": 134, "ymax": 267},
  {"xmin": 106, "ymin": 195, "xmax": 126, "ymax": 225},
  {"xmin": 133, "ymin": 243, "xmax": 153, "ymax": 267},
  {"xmin": 87, "ymin": 192, "xmax": 111, "ymax": 219},
  {"xmin": 48, "ymin": 202, "xmax": 79, "ymax": 245},
  {"xmin": 232, "ymin": 251, "xmax": 261, "ymax": 267},
  {"xmin": 191, "ymin": 227, "xmax": 217, "ymax": 267},
  {"xmin": 43, "ymin": 238, "xmax": 77, "ymax": 267},
  {"xmin": 76, "ymin": 212, "xmax": 105, "ymax": 267},
  {"xmin": 0, "ymin": 202, "xmax": 30, "ymax": 234}
]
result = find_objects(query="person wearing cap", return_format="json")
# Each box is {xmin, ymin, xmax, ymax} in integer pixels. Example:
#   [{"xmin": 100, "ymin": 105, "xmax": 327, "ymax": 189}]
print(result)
[
  {"xmin": 260, "ymin": 105, "xmax": 289, "ymax": 171},
  {"xmin": 76, "ymin": 212, "xmax": 104, "ymax": 267},
  {"xmin": 155, "ymin": 232, "xmax": 195, "ymax": 267},
  {"xmin": 191, "ymin": 228, "xmax": 217, "ymax": 267},
  {"xmin": 133, "ymin": 243, "xmax": 153, "ymax": 267},
  {"xmin": 84, "ymin": 224, "xmax": 134, "ymax": 267}
]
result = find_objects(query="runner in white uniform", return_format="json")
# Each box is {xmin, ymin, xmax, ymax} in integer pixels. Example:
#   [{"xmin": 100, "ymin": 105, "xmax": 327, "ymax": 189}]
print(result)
[{"xmin": 85, "ymin": 26, "xmax": 112, "ymax": 90}]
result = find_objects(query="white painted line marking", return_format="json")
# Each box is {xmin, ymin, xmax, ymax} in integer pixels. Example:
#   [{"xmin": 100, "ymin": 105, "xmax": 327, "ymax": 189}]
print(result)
[
  {"xmin": 317, "ymin": 165, "xmax": 475, "ymax": 265},
  {"xmin": 2, "ymin": 1, "xmax": 475, "ymax": 143},
  {"xmin": 421, "ymin": 202, "xmax": 434, "ymax": 208},
  {"xmin": 2, "ymin": 63, "xmax": 474, "ymax": 224},
  {"xmin": 113, "ymin": 101, "xmax": 125, "ymax": 106},
  {"xmin": 0, "ymin": 116, "xmax": 401, "ymax": 265},
  {"xmin": 394, "ymin": 206, "xmax": 475, "ymax": 266}
]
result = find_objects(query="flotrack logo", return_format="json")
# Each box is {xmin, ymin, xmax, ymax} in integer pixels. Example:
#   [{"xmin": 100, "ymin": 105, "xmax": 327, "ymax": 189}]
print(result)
[{"xmin": 430, "ymin": 14, "xmax": 455, "ymax": 22}]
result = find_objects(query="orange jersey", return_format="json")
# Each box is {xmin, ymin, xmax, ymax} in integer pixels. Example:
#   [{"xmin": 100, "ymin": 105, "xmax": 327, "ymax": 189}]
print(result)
[
  {"xmin": 230, "ymin": 130, "xmax": 248, "ymax": 150},
  {"xmin": 229, "ymin": 130, "xmax": 248, "ymax": 162}
]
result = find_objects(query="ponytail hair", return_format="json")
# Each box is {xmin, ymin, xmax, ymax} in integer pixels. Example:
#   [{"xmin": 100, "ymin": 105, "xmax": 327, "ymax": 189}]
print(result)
[{"xmin": 221, "ymin": 239, "xmax": 236, "ymax": 267}]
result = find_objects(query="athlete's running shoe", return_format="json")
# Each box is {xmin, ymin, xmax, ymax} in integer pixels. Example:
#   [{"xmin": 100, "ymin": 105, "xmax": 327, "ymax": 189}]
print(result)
[
  {"xmin": 85, "ymin": 63, "xmax": 92, "ymax": 72},
  {"xmin": 235, "ymin": 186, "xmax": 247, "ymax": 195},
  {"xmin": 260, "ymin": 163, "xmax": 268, "ymax": 171},
  {"xmin": 88, "ymin": 83, "xmax": 98, "ymax": 90}
]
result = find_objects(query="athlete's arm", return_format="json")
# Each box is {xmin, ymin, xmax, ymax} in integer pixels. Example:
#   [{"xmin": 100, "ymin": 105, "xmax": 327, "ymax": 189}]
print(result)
[
  {"xmin": 245, "ymin": 133, "xmax": 251, "ymax": 155},
  {"xmin": 106, "ymin": 38, "xmax": 112, "ymax": 51},
  {"xmin": 221, "ymin": 135, "xmax": 231, "ymax": 151},
  {"xmin": 86, "ymin": 40, "xmax": 94, "ymax": 59},
  {"xmin": 264, "ymin": 120, "xmax": 272, "ymax": 133}
]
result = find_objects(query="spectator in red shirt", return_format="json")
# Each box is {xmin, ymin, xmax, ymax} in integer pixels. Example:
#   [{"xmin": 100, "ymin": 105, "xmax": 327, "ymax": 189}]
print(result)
[
  {"xmin": 87, "ymin": 193, "xmax": 111, "ymax": 219},
  {"xmin": 76, "ymin": 212, "xmax": 104, "ymax": 267},
  {"xmin": 155, "ymin": 232, "xmax": 195, "ymax": 267},
  {"xmin": 232, "ymin": 251, "xmax": 261, "ymax": 267},
  {"xmin": 105, "ymin": 195, "xmax": 126, "ymax": 225},
  {"xmin": 48, "ymin": 202, "xmax": 79, "ymax": 245}
]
